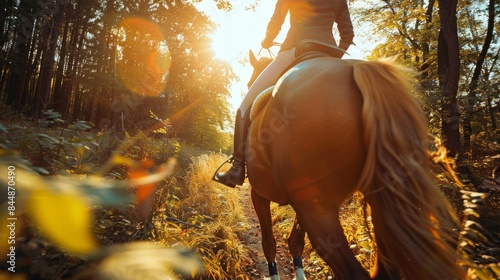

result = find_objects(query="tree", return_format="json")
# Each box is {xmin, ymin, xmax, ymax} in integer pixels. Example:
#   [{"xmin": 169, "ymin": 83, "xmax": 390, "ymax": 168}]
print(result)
[
  {"xmin": 353, "ymin": 0, "xmax": 444, "ymax": 131},
  {"xmin": 34, "ymin": 1, "xmax": 67, "ymax": 118},
  {"xmin": 462, "ymin": 0, "xmax": 496, "ymax": 152},
  {"xmin": 4, "ymin": 0, "xmax": 38, "ymax": 109},
  {"xmin": 437, "ymin": 0, "xmax": 461, "ymax": 157},
  {"xmin": 351, "ymin": 0, "xmax": 499, "ymax": 157},
  {"xmin": 0, "ymin": 0, "xmax": 236, "ymax": 151}
]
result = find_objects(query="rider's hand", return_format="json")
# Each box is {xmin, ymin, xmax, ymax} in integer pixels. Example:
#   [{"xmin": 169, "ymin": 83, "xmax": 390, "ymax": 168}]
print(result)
[{"xmin": 261, "ymin": 37, "xmax": 273, "ymax": 49}]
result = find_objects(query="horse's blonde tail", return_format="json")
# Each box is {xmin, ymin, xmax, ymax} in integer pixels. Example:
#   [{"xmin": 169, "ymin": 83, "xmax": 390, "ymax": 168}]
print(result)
[{"xmin": 352, "ymin": 58, "xmax": 465, "ymax": 280}]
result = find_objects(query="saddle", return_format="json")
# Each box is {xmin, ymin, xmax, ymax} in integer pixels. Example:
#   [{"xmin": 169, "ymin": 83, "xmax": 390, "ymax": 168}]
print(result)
[
  {"xmin": 250, "ymin": 40, "xmax": 347, "ymax": 120},
  {"xmin": 295, "ymin": 39, "xmax": 347, "ymax": 59},
  {"xmin": 286, "ymin": 39, "xmax": 347, "ymax": 74}
]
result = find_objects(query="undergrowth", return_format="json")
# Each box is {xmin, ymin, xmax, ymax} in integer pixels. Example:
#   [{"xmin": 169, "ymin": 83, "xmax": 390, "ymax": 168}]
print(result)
[
  {"xmin": 1, "ymin": 114, "xmax": 498, "ymax": 280},
  {"xmin": 152, "ymin": 153, "xmax": 253, "ymax": 279},
  {"xmin": 0, "ymin": 115, "xmax": 251, "ymax": 279}
]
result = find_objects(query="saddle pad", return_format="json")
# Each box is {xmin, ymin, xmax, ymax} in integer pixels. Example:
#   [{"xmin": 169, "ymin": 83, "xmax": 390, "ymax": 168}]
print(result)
[{"xmin": 250, "ymin": 85, "xmax": 275, "ymax": 121}]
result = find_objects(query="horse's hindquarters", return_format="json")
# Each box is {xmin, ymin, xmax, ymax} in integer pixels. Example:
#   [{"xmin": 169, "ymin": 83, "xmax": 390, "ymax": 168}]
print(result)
[{"xmin": 248, "ymin": 58, "xmax": 366, "ymax": 206}]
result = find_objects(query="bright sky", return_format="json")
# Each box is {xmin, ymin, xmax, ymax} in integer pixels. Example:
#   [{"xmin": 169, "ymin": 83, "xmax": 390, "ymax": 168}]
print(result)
[{"xmin": 194, "ymin": 1, "xmax": 371, "ymax": 111}]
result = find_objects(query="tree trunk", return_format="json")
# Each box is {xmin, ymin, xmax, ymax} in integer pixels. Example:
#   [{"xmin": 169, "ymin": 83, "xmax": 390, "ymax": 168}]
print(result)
[
  {"xmin": 437, "ymin": 0, "xmax": 461, "ymax": 158},
  {"xmin": 34, "ymin": 2, "xmax": 65, "ymax": 117},
  {"xmin": 462, "ymin": 0, "xmax": 495, "ymax": 152},
  {"xmin": 486, "ymin": 48, "xmax": 499, "ymax": 132},
  {"xmin": 53, "ymin": 4, "xmax": 71, "ymax": 117},
  {"xmin": 0, "ymin": 0, "xmax": 16, "ymax": 96},
  {"xmin": 421, "ymin": 0, "xmax": 436, "ymax": 74},
  {"xmin": 5, "ymin": 0, "xmax": 34, "ymax": 108},
  {"xmin": 71, "ymin": 18, "xmax": 89, "ymax": 120}
]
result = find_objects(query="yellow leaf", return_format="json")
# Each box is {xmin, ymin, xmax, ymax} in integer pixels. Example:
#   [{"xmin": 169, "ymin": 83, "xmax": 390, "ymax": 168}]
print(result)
[
  {"xmin": 28, "ymin": 188, "xmax": 96, "ymax": 255},
  {"xmin": 111, "ymin": 154, "xmax": 136, "ymax": 167}
]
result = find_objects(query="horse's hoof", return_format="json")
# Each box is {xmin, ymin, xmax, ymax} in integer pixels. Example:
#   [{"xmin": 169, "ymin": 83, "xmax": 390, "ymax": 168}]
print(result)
[{"xmin": 294, "ymin": 268, "xmax": 307, "ymax": 280}]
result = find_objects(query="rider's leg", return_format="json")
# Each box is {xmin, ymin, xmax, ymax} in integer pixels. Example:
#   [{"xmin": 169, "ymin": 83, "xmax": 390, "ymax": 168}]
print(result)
[
  {"xmin": 214, "ymin": 108, "xmax": 250, "ymax": 188},
  {"xmin": 239, "ymin": 48, "xmax": 296, "ymax": 114},
  {"xmin": 214, "ymin": 48, "xmax": 295, "ymax": 188}
]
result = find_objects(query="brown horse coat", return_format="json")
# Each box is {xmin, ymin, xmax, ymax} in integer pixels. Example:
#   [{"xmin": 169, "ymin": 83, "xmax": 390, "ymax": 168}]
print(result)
[{"xmin": 246, "ymin": 56, "xmax": 466, "ymax": 279}]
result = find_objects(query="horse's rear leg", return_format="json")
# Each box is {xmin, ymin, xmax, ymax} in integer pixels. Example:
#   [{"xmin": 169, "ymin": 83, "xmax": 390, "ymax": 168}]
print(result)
[
  {"xmin": 288, "ymin": 216, "xmax": 307, "ymax": 280},
  {"xmin": 251, "ymin": 189, "xmax": 280, "ymax": 279},
  {"xmin": 372, "ymin": 238, "xmax": 401, "ymax": 280},
  {"xmin": 296, "ymin": 205, "xmax": 370, "ymax": 280}
]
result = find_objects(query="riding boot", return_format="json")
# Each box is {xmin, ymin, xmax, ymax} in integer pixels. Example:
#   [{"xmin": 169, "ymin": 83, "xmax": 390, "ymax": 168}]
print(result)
[{"xmin": 213, "ymin": 109, "xmax": 250, "ymax": 188}]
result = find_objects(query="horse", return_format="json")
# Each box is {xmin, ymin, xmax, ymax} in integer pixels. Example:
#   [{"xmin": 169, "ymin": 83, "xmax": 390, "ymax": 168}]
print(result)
[{"xmin": 244, "ymin": 49, "xmax": 466, "ymax": 280}]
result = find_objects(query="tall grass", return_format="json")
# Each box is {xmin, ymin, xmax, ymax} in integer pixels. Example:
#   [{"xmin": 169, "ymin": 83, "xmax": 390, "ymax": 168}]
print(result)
[{"xmin": 154, "ymin": 153, "xmax": 253, "ymax": 279}]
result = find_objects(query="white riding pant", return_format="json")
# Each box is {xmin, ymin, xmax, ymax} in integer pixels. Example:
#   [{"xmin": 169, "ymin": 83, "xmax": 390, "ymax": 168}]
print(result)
[{"xmin": 239, "ymin": 48, "xmax": 296, "ymax": 117}]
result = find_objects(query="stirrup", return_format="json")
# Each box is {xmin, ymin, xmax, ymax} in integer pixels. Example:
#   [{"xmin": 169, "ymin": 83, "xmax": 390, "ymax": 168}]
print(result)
[{"xmin": 212, "ymin": 156, "xmax": 235, "ymax": 183}]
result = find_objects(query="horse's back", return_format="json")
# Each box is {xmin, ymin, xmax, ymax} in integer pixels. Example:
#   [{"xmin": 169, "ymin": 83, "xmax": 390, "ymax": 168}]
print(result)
[{"xmin": 248, "ymin": 58, "xmax": 366, "ymax": 206}]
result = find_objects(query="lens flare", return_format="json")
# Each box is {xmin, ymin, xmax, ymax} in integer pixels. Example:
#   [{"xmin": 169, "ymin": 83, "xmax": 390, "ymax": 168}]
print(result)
[{"xmin": 116, "ymin": 17, "xmax": 171, "ymax": 96}]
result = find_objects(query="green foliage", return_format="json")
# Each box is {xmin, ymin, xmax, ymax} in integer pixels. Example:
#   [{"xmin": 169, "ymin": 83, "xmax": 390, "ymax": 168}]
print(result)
[
  {"xmin": 0, "ymin": 116, "xmax": 97, "ymax": 174},
  {"xmin": 0, "ymin": 0, "xmax": 235, "ymax": 152},
  {"xmin": 352, "ymin": 0, "xmax": 499, "ymax": 153},
  {"xmin": 42, "ymin": 109, "xmax": 65, "ymax": 125},
  {"xmin": 122, "ymin": 131, "xmax": 180, "ymax": 164},
  {"xmin": 0, "ymin": 151, "xmax": 202, "ymax": 278},
  {"xmin": 0, "ymin": 117, "xmax": 203, "ymax": 278},
  {"xmin": 0, "ymin": 114, "xmax": 250, "ymax": 279}
]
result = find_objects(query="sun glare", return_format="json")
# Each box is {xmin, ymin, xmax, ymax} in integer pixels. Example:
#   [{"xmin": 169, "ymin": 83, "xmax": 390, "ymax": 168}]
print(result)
[
  {"xmin": 197, "ymin": 1, "xmax": 287, "ymax": 109},
  {"xmin": 116, "ymin": 17, "xmax": 171, "ymax": 96},
  {"xmin": 211, "ymin": 27, "xmax": 246, "ymax": 62},
  {"xmin": 197, "ymin": 1, "xmax": 370, "ymax": 110},
  {"xmin": 207, "ymin": 3, "xmax": 277, "ymax": 63}
]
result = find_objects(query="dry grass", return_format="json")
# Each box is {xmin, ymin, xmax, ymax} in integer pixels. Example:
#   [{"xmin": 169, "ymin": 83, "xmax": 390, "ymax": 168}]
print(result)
[
  {"xmin": 154, "ymin": 153, "xmax": 252, "ymax": 279},
  {"xmin": 339, "ymin": 193, "xmax": 375, "ymax": 272}
]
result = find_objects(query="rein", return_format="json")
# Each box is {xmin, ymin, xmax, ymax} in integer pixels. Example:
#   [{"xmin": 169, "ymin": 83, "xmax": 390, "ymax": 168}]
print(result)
[
  {"xmin": 257, "ymin": 42, "xmax": 281, "ymax": 60},
  {"xmin": 258, "ymin": 48, "xmax": 276, "ymax": 59}
]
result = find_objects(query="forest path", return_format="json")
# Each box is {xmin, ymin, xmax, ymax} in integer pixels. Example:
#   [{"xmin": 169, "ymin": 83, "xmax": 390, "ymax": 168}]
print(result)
[{"xmin": 236, "ymin": 184, "xmax": 296, "ymax": 280}]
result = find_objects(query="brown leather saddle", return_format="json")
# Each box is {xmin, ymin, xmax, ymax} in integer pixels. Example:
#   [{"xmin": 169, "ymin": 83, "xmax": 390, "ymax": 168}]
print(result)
[
  {"xmin": 281, "ymin": 39, "xmax": 348, "ymax": 75},
  {"xmin": 250, "ymin": 40, "xmax": 348, "ymax": 120},
  {"xmin": 295, "ymin": 39, "xmax": 347, "ymax": 58}
]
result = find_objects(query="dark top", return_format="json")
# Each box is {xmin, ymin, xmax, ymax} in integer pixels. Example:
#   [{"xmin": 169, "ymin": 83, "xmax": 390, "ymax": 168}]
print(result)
[{"xmin": 262, "ymin": 0, "xmax": 354, "ymax": 52}]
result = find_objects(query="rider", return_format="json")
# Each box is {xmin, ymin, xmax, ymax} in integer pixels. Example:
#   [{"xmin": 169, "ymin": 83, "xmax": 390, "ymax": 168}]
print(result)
[{"xmin": 214, "ymin": 0, "xmax": 355, "ymax": 188}]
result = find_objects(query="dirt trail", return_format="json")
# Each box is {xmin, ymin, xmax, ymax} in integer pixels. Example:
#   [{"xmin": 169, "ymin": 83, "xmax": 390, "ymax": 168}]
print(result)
[{"xmin": 236, "ymin": 184, "xmax": 295, "ymax": 280}]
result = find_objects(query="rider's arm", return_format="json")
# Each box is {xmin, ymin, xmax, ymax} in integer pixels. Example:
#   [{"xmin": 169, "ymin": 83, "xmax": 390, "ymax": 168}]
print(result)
[
  {"xmin": 336, "ymin": 0, "xmax": 354, "ymax": 54},
  {"xmin": 262, "ymin": 0, "xmax": 290, "ymax": 48}
]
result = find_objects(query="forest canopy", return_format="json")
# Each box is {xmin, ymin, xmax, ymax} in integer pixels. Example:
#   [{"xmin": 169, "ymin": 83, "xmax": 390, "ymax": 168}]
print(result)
[
  {"xmin": 0, "ymin": 0, "xmax": 498, "ymax": 157},
  {"xmin": 0, "ymin": 0, "xmax": 236, "ymax": 150},
  {"xmin": 351, "ymin": 0, "xmax": 498, "ymax": 158}
]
